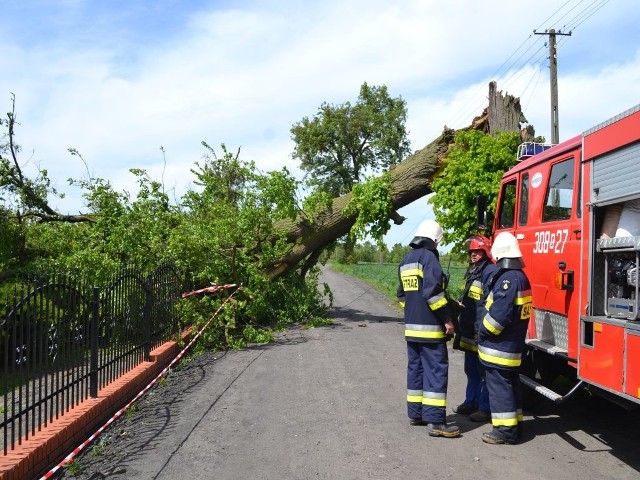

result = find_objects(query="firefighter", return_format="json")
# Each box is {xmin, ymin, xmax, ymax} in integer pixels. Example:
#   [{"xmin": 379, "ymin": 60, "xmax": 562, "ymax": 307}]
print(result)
[
  {"xmin": 453, "ymin": 235, "xmax": 497, "ymax": 423},
  {"xmin": 397, "ymin": 219, "xmax": 460, "ymax": 438},
  {"xmin": 478, "ymin": 231, "xmax": 532, "ymax": 444}
]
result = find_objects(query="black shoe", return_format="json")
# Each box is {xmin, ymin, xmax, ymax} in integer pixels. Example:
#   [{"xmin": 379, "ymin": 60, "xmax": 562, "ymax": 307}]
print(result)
[
  {"xmin": 469, "ymin": 410, "xmax": 491, "ymax": 422},
  {"xmin": 409, "ymin": 418, "xmax": 426, "ymax": 426},
  {"xmin": 427, "ymin": 423, "xmax": 461, "ymax": 438},
  {"xmin": 453, "ymin": 403, "xmax": 475, "ymax": 415},
  {"xmin": 482, "ymin": 431, "xmax": 515, "ymax": 445}
]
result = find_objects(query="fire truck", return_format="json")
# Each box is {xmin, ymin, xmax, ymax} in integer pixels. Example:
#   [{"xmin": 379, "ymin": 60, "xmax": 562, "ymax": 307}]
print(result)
[{"xmin": 479, "ymin": 103, "xmax": 640, "ymax": 407}]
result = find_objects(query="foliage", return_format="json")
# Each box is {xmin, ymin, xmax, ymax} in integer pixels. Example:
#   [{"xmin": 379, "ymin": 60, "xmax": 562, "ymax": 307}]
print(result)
[
  {"xmin": 291, "ymin": 82, "xmax": 410, "ymax": 197},
  {"xmin": 344, "ymin": 173, "xmax": 394, "ymax": 243},
  {"xmin": 0, "ymin": 99, "xmax": 331, "ymax": 350},
  {"xmin": 64, "ymin": 459, "xmax": 81, "ymax": 476},
  {"xmin": 429, "ymin": 130, "xmax": 521, "ymax": 252},
  {"xmin": 331, "ymin": 240, "xmax": 408, "ymax": 265}
]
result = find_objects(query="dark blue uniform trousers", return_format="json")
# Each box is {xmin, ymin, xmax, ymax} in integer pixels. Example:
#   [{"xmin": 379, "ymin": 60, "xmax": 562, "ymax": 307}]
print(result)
[
  {"xmin": 484, "ymin": 365, "xmax": 523, "ymax": 443},
  {"xmin": 407, "ymin": 341, "xmax": 448, "ymax": 423},
  {"xmin": 463, "ymin": 350, "xmax": 490, "ymax": 412}
]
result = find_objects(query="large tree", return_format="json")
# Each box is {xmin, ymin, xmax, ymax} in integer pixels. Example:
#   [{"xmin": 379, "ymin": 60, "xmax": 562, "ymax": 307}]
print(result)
[{"xmin": 291, "ymin": 82, "xmax": 411, "ymax": 197}]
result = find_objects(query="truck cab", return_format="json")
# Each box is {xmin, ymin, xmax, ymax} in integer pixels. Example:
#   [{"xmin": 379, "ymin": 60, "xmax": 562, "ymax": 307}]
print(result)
[{"xmin": 490, "ymin": 104, "xmax": 640, "ymax": 405}]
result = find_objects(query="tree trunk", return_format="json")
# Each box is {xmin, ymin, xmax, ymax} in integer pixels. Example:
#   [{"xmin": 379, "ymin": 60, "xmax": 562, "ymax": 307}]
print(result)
[{"xmin": 265, "ymin": 83, "xmax": 524, "ymax": 279}]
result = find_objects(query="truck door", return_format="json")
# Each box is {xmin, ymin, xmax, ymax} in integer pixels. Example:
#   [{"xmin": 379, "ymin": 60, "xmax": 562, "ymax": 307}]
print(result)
[
  {"xmin": 529, "ymin": 155, "xmax": 580, "ymax": 315},
  {"xmin": 494, "ymin": 152, "xmax": 581, "ymax": 355}
]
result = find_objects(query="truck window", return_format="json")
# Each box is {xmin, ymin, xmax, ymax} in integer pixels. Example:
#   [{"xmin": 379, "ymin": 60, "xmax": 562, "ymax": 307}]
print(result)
[
  {"xmin": 498, "ymin": 180, "xmax": 517, "ymax": 228},
  {"xmin": 543, "ymin": 158, "xmax": 574, "ymax": 222},
  {"xmin": 519, "ymin": 173, "xmax": 529, "ymax": 226}
]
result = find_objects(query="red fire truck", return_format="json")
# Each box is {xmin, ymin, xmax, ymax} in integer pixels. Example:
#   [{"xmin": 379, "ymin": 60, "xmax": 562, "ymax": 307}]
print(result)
[{"xmin": 479, "ymin": 104, "xmax": 640, "ymax": 407}]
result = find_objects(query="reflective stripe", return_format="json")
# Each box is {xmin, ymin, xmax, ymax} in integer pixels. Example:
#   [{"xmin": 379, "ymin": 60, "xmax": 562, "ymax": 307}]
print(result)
[
  {"xmin": 459, "ymin": 335, "xmax": 476, "ymax": 346},
  {"xmin": 517, "ymin": 409, "xmax": 524, "ymax": 422},
  {"xmin": 478, "ymin": 346, "xmax": 521, "ymax": 367},
  {"xmin": 483, "ymin": 312, "xmax": 503, "ymax": 335},
  {"xmin": 485, "ymin": 292, "xmax": 494, "ymax": 310},
  {"xmin": 406, "ymin": 324, "xmax": 442, "ymax": 331},
  {"xmin": 422, "ymin": 391, "xmax": 446, "ymax": 407},
  {"xmin": 491, "ymin": 411, "xmax": 518, "ymax": 427},
  {"xmin": 399, "ymin": 301, "xmax": 405, "ymax": 308},
  {"xmin": 405, "ymin": 330, "xmax": 445, "ymax": 340},
  {"xmin": 428, "ymin": 291, "xmax": 447, "ymax": 310},
  {"xmin": 405, "ymin": 324, "xmax": 445, "ymax": 339},
  {"xmin": 407, "ymin": 389, "xmax": 423, "ymax": 403},
  {"xmin": 399, "ymin": 263, "xmax": 423, "ymax": 277},
  {"xmin": 458, "ymin": 337, "xmax": 478, "ymax": 351},
  {"xmin": 514, "ymin": 289, "xmax": 532, "ymax": 305}
]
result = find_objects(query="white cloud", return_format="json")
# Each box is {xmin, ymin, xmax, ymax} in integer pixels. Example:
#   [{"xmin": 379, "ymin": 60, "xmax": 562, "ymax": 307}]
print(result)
[{"xmin": 1, "ymin": 0, "xmax": 639, "ymax": 247}]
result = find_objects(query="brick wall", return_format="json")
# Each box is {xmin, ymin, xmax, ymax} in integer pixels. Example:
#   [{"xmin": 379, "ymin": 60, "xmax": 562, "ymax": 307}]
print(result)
[{"xmin": 0, "ymin": 330, "xmax": 191, "ymax": 480}]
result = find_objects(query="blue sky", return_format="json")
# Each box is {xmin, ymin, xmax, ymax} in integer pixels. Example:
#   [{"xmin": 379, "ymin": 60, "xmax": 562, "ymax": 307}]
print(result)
[{"xmin": 1, "ymin": 0, "xmax": 639, "ymax": 248}]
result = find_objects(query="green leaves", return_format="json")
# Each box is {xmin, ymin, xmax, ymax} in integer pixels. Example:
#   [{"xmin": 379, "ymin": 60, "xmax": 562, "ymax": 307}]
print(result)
[
  {"xmin": 429, "ymin": 130, "xmax": 521, "ymax": 251},
  {"xmin": 2, "ymin": 102, "xmax": 328, "ymax": 351},
  {"xmin": 291, "ymin": 82, "xmax": 410, "ymax": 198},
  {"xmin": 344, "ymin": 173, "xmax": 393, "ymax": 243}
]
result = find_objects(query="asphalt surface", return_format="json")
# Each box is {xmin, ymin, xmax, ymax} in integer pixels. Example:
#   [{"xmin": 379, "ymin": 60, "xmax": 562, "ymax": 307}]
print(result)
[{"xmin": 56, "ymin": 266, "xmax": 640, "ymax": 480}]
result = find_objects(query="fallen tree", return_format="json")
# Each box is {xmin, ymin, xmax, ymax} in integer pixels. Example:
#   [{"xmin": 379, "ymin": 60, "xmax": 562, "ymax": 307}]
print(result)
[
  {"xmin": 266, "ymin": 82, "xmax": 526, "ymax": 278},
  {"xmin": 1, "ymin": 83, "xmax": 526, "ymax": 283}
]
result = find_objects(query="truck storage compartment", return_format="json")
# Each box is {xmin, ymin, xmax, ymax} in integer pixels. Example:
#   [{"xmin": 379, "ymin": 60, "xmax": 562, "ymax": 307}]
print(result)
[{"xmin": 596, "ymin": 236, "xmax": 640, "ymax": 320}]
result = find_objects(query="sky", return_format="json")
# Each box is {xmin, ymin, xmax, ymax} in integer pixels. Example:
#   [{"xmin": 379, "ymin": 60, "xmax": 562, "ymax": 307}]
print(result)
[{"xmin": 1, "ymin": 0, "xmax": 639, "ymax": 249}]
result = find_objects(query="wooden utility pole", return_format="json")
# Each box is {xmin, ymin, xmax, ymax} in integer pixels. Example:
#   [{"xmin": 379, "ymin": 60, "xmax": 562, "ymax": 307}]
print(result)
[{"xmin": 534, "ymin": 29, "xmax": 572, "ymax": 144}]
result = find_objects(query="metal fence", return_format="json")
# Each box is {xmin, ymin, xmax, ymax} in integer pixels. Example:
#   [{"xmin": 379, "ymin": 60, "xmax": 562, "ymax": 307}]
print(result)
[{"xmin": 0, "ymin": 262, "xmax": 187, "ymax": 454}]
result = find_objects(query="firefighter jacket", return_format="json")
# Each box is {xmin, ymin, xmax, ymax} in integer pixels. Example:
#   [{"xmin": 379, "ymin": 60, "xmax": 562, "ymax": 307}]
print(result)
[
  {"xmin": 454, "ymin": 259, "xmax": 498, "ymax": 352},
  {"xmin": 478, "ymin": 268, "xmax": 532, "ymax": 370},
  {"xmin": 397, "ymin": 246, "xmax": 453, "ymax": 343}
]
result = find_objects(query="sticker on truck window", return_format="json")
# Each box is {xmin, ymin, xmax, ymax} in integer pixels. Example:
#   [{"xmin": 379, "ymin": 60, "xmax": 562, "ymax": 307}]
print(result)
[
  {"xmin": 532, "ymin": 229, "xmax": 569, "ymax": 254},
  {"xmin": 531, "ymin": 172, "xmax": 543, "ymax": 188}
]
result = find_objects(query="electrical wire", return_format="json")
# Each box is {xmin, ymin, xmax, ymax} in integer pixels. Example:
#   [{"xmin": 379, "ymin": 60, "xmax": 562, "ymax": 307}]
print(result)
[{"xmin": 442, "ymin": 0, "xmax": 611, "ymax": 131}]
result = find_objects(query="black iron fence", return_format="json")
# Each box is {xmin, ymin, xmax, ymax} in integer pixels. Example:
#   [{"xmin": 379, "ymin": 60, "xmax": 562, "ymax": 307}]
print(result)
[{"xmin": 0, "ymin": 262, "xmax": 188, "ymax": 454}]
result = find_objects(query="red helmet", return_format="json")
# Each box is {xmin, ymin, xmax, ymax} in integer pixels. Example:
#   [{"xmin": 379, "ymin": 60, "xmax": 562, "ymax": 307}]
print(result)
[{"xmin": 466, "ymin": 234, "xmax": 492, "ymax": 258}]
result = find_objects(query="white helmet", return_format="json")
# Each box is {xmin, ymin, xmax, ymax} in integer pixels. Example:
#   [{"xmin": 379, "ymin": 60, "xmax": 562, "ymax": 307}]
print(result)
[
  {"xmin": 414, "ymin": 219, "xmax": 443, "ymax": 244},
  {"xmin": 491, "ymin": 232, "xmax": 522, "ymax": 260}
]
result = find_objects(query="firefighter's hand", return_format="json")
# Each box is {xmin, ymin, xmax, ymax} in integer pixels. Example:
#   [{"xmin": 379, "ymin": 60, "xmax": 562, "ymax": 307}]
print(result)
[{"xmin": 444, "ymin": 320, "xmax": 455, "ymax": 336}]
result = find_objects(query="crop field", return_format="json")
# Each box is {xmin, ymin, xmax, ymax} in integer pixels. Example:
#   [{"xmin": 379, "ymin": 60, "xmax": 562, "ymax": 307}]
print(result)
[{"xmin": 329, "ymin": 259, "xmax": 468, "ymax": 302}]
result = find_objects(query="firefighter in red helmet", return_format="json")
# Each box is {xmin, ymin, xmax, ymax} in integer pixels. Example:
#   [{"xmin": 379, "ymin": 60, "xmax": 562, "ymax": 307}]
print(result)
[{"xmin": 453, "ymin": 235, "xmax": 497, "ymax": 423}]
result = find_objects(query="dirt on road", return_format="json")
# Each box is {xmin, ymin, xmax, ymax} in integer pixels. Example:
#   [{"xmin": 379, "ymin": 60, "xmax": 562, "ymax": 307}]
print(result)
[{"xmin": 53, "ymin": 267, "xmax": 640, "ymax": 480}]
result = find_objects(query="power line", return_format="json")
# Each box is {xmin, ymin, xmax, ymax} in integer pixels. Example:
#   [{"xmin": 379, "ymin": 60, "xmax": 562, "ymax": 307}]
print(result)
[{"xmin": 442, "ymin": 0, "xmax": 609, "ymax": 133}]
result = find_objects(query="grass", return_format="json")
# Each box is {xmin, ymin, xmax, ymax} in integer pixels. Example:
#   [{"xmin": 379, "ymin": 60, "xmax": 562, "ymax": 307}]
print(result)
[
  {"xmin": 329, "ymin": 260, "xmax": 468, "ymax": 302},
  {"xmin": 124, "ymin": 403, "xmax": 140, "ymax": 419}
]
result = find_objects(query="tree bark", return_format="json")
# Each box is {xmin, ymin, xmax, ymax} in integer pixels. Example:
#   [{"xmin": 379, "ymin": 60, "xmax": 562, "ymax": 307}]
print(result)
[{"xmin": 265, "ymin": 83, "xmax": 524, "ymax": 278}]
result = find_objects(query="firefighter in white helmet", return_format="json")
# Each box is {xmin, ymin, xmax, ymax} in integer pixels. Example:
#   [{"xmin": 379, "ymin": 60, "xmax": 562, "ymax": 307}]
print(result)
[
  {"xmin": 478, "ymin": 231, "xmax": 532, "ymax": 444},
  {"xmin": 397, "ymin": 219, "xmax": 460, "ymax": 438},
  {"xmin": 453, "ymin": 234, "xmax": 497, "ymax": 423}
]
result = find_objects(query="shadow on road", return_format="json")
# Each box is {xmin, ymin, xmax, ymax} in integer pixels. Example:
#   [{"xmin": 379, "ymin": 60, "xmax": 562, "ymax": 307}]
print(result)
[
  {"xmin": 329, "ymin": 305, "xmax": 402, "ymax": 324},
  {"xmin": 521, "ymin": 391, "xmax": 640, "ymax": 474}
]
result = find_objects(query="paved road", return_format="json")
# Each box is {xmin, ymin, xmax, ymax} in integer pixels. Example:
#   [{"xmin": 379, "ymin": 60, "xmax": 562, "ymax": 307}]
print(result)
[{"xmin": 59, "ymin": 267, "xmax": 640, "ymax": 479}]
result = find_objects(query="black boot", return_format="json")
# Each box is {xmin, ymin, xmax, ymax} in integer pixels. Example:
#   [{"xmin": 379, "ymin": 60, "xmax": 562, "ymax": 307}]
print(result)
[
  {"xmin": 482, "ymin": 431, "xmax": 515, "ymax": 445},
  {"xmin": 427, "ymin": 423, "xmax": 461, "ymax": 438}
]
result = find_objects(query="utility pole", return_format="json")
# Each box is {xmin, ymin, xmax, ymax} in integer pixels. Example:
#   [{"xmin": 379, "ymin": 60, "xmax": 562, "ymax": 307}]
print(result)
[{"xmin": 534, "ymin": 28, "xmax": 572, "ymax": 144}]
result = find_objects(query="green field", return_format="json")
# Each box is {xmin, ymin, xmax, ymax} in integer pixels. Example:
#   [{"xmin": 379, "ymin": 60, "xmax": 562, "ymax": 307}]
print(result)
[{"xmin": 329, "ymin": 259, "xmax": 468, "ymax": 303}]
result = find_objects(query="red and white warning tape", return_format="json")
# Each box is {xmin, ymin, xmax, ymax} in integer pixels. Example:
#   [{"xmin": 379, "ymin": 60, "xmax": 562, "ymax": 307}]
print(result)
[
  {"xmin": 40, "ymin": 283, "xmax": 242, "ymax": 479},
  {"xmin": 181, "ymin": 283, "xmax": 237, "ymax": 298}
]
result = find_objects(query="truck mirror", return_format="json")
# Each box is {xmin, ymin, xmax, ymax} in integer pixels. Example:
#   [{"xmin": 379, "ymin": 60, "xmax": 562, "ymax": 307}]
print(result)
[{"xmin": 477, "ymin": 195, "xmax": 488, "ymax": 230}]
